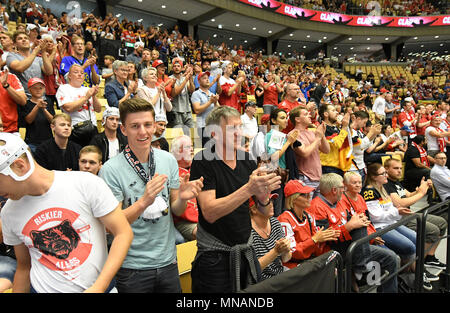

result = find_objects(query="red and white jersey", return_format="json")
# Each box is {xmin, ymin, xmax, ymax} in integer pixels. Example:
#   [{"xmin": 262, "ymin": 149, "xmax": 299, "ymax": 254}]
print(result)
[
  {"xmin": 398, "ymin": 109, "xmax": 417, "ymax": 137},
  {"xmin": 219, "ymin": 76, "xmax": 240, "ymax": 111},
  {"xmin": 277, "ymin": 210, "xmax": 329, "ymax": 269}
]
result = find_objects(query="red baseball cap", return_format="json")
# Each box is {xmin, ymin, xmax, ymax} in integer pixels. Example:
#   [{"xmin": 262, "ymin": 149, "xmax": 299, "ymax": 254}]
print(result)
[
  {"xmin": 172, "ymin": 58, "xmax": 183, "ymax": 67},
  {"xmin": 197, "ymin": 71, "xmax": 210, "ymax": 81},
  {"xmin": 249, "ymin": 193, "xmax": 279, "ymax": 208},
  {"xmin": 284, "ymin": 180, "xmax": 315, "ymax": 198},
  {"xmin": 27, "ymin": 77, "xmax": 46, "ymax": 89},
  {"xmin": 260, "ymin": 114, "xmax": 270, "ymax": 125},
  {"xmin": 152, "ymin": 59, "xmax": 165, "ymax": 68}
]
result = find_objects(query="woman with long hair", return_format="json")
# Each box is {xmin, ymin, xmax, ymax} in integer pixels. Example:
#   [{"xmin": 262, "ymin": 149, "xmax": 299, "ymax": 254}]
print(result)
[{"xmin": 362, "ymin": 163, "xmax": 417, "ymax": 257}]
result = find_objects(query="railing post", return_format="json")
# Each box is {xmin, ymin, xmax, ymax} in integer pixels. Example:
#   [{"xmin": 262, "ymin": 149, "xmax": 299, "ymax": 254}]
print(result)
[
  {"xmin": 442, "ymin": 203, "xmax": 450, "ymax": 292},
  {"xmin": 414, "ymin": 211, "xmax": 425, "ymax": 292}
]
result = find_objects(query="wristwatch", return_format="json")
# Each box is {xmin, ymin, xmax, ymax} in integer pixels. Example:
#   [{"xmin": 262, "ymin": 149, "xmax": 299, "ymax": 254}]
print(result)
[{"xmin": 2, "ymin": 83, "xmax": 10, "ymax": 89}]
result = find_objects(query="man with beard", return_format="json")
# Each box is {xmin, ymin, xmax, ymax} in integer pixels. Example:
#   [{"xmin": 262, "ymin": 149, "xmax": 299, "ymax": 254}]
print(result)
[
  {"xmin": 6, "ymin": 31, "xmax": 52, "ymax": 96},
  {"xmin": 59, "ymin": 36, "xmax": 100, "ymax": 88},
  {"xmin": 319, "ymin": 104, "xmax": 352, "ymax": 176}
]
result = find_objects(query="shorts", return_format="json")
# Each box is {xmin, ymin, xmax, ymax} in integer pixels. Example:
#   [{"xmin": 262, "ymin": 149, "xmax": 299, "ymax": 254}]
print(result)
[
  {"xmin": 175, "ymin": 220, "xmax": 197, "ymax": 241},
  {"xmin": 0, "ymin": 256, "xmax": 16, "ymax": 282}
]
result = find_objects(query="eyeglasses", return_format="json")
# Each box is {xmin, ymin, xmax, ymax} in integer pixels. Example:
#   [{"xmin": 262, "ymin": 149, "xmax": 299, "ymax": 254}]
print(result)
[{"xmin": 435, "ymin": 157, "xmax": 447, "ymax": 160}]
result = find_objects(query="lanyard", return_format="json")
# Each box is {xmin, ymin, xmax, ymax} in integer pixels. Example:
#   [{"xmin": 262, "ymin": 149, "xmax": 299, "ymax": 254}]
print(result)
[{"xmin": 123, "ymin": 144, "xmax": 155, "ymax": 184}]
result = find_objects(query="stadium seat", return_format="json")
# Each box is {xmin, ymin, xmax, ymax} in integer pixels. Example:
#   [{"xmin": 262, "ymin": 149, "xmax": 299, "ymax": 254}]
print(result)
[{"xmin": 176, "ymin": 240, "xmax": 197, "ymax": 293}]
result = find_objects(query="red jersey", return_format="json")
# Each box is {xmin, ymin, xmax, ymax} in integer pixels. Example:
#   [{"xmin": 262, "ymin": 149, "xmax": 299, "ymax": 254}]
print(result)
[
  {"xmin": 0, "ymin": 74, "xmax": 24, "ymax": 133},
  {"xmin": 397, "ymin": 109, "xmax": 417, "ymax": 136},
  {"xmin": 263, "ymin": 83, "xmax": 279, "ymax": 106},
  {"xmin": 219, "ymin": 76, "xmax": 240, "ymax": 111},
  {"xmin": 277, "ymin": 99, "xmax": 299, "ymax": 113},
  {"xmin": 278, "ymin": 210, "xmax": 329, "ymax": 269},
  {"xmin": 172, "ymin": 167, "xmax": 198, "ymax": 224}
]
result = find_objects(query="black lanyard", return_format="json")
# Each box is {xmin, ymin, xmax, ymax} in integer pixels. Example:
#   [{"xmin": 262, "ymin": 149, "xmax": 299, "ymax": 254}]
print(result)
[{"xmin": 123, "ymin": 144, "xmax": 155, "ymax": 184}]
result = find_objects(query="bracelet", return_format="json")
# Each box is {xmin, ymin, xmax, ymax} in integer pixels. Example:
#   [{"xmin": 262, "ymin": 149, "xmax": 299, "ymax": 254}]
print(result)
[
  {"xmin": 2, "ymin": 83, "xmax": 9, "ymax": 89},
  {"xmin": 257, "ymin": 199, "xmax": 271, "ymax": 207}
]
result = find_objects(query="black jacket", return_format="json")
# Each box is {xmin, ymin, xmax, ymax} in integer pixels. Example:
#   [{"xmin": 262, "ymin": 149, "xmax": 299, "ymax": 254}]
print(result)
[
  {"xmin": 33, "ymin": 138, "xmax": 82, "ymax": 171},
  {"xmin": 89, "ymin": 131, "xmax": 128, "ymax": 164}
]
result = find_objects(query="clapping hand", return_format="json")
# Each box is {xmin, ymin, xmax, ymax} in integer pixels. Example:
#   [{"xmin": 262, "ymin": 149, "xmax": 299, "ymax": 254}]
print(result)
[{"xmin": 178, "ymin": 173, "xmax": 204, "ymax": 202}]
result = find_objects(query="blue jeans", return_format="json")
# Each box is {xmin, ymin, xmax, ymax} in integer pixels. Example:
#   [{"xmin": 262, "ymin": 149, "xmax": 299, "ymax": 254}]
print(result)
[
  {"xmin": 379, "ymin": 225, "xmax": 416, "ymax": 260},
  {"xmin": 368, "ymin": 245, "xmax": 399, "ymax": 293},
  {"xmin": 115, "ymin": 262, "xmax": 182, "ymax": 293},
  {"xmin": 0, "ymin": 255, "xmax": 16, "ymax": 282}
]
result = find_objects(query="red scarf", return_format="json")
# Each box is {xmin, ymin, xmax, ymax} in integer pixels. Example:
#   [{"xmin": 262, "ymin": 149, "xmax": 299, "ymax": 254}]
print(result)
[
  {"xmin": 412, "ymin": 142, "xmax": 430, "ymax": 167},
  {"xmin": 434, "ymin": 127, "xmax": 446, "ymax": 152}
]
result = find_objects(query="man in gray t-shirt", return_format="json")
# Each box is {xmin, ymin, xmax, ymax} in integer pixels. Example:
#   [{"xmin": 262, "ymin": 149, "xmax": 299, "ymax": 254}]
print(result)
[
  {"xmin": 6, "ymin": 32, "xmax": 51, "ymax": 96},
  {"xmin": 168, "ymin": 58, "xmax": 195, "ymax": 133}
]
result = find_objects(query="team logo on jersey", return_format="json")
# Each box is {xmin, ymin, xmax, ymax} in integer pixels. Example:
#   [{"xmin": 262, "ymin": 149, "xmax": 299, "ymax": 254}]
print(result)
[
  {"xmin": 22, "ymin": 208, "xmax": 92, "ymax": 273},
  {"xmin": 329, "ymin": 213, "xmax": 337, "ymax": 224}
]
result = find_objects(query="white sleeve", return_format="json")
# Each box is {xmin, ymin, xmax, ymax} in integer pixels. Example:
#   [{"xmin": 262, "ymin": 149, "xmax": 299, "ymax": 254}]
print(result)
[
  {"xmin": 366, "ymin": 200, "xmax": 400, "ymax": 225},
  {"xmin": 84, "ymin": 174, "xmax": 119, "ymax": 218}
]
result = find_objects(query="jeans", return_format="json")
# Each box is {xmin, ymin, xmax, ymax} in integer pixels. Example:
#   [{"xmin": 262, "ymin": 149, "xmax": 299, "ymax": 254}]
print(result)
[
  {"xmin": 0, "ymin": 256, "xmax": 16, "ymax": 282},
  {"xmin": 115, "ymin": 262, "xmax": 182, "ymax": 293},
  {"xmin": 192, "ymin": 251, "xmax": 232, "ymax": 293},
  {"xmin": 322, "ymin": 166, "xmax": 344, "ymax": 177},
  {"xmin": 262, "ymin": 104, "xmax": 275, "ymax": 115},
  {"xmin": 368, "ymin": 245, "xmax": 400, "ymax": 293},
  {"xmin": 379, "ymin": 225, "xmax": 416, "ymax": 260}
]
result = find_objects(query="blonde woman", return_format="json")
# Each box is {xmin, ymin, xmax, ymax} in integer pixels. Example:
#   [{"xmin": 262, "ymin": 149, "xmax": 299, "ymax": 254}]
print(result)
[{"xmin": 277, "ymin": 180, "xmax": 340, "ymax": 269}]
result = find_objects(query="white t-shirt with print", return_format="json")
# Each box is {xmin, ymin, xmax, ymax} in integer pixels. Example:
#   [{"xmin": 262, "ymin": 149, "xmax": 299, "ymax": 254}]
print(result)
[
  {"xmin": 1, "ymin": 171, "xmax": 118, "ymax": 293},
  {"xmin": 56, "ymin": 84, "xmax": 97, "ymax": 126}
]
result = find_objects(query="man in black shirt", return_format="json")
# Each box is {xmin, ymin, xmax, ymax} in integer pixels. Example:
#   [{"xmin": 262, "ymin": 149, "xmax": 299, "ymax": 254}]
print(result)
[
  {"xmin": 33, "ymin": 113, "xmax": 81, "ymax": 171},
  {"xmin": 189, "ymin": 106, "xmax": 281, "ymax": 293},
  {"xmin": 404, "ymin": 135, "xmax": 432, "ymax": 192},
  {"xmin": 384, "ymin": 158, "xmax": 447, "ymax": 272}
]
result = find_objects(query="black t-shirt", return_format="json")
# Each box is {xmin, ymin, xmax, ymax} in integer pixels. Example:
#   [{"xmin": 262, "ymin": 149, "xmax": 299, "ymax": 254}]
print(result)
[
  {"xmin": 361, "ymin": 186, "xmax": 382, "ymax": 202},
  {"xmin": 19, "ymin": 99, "xmax": 55, "ymax": 145},
  {"xmin": 405, "ymin": 145, "xmax": 421, "ymax": 172},
  {"xmin": 384, "ymin": 178, "xmax": 408, "ymax": 199},
  {"xmin": 189, "ymin": 146, "xmax": 257, "ymax": 246}
]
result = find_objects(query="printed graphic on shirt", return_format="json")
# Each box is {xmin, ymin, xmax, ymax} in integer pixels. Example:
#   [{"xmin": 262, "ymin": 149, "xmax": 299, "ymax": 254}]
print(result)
[{"xmin": 22, "ymin": 208, "xmax": 92, "ymax": 273}]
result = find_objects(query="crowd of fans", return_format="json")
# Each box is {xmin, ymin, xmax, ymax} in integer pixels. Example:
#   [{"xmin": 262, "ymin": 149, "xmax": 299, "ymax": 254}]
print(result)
[{"xmin": 0, "ymin": 0, "xmax": 449, "ymax": 294}]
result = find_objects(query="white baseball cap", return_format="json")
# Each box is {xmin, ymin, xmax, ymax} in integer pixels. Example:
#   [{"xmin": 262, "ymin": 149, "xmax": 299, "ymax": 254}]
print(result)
[
  {"xmin": 0, "ymin": 133, "xmax": 35, "ymax": 181},
  {"xmin": 102, "ymin": 107, "xmax": 120, "ymax": 125}
]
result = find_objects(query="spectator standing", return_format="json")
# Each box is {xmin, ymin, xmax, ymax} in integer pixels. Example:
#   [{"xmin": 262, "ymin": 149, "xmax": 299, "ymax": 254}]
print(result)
[
  {"xmin": 6, "ymin": 31, "xmax": 52, "ymax": 96},
  {"xmin": 168, "ymin": 58, "xmax": 195, "ymax": 133},
  {"xmin": 425, "ymin": 114, "xmax": 450, "ymax": 158},
  {"xmin": 191, "ymin": 71, "xmax": 219, "ymax": 147},
  {"xmin": 262, "ymin": 72, "xmax": 283, "ymax": 115},
  {"xmin": 0, "ymin": 68, "xmax": 27, "ymax": 134},
  {"xmin": 0, "ymin": 132, "xmax": 133, "ymax": 293},
  {"xmin": 59, "ymin": 36, "xmax": 100, "ymax": 88},
  {"xmin": 136, "ymin": 67, "xmax": 172, "ymax": 119},
  {"xmin": 290, "ymin": 105, "xmax": 329, "ymax": 197},
  {"xmin": 104, "ymin": 60, "xmax": 137, "ymax": 108},
  {"xmin": 189, "ymin": 106, "xmax": 281, "ymax": 293},
  {"xmin": 99, "ymin": 98, "xmax": 203, "ymax": 293},
  {"xmin": 218, "ymin": 62, "xmax": 244, "ymax": 112},
  {"xmin": 125, "ymin": 41, "xmax": 143, "ymax": 65},
  {"xmin": 404, "ymin": 135, "xmax": 432, "ymax": 192}
]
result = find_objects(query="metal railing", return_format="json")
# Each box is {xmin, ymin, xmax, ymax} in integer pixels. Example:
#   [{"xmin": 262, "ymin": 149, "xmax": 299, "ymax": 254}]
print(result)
[{"xmin": 344, "ymin": 199, "xmax": 450, "ymax": 293}]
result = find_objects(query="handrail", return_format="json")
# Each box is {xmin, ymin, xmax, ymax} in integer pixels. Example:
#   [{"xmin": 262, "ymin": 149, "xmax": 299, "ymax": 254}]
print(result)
[
  {"xmin": 344, "ymin": 212, "xmax": 423, "ymax": 293},
  {"xmin": 344, "ymin": 199, "xmax": 450, "ymax": 293}
]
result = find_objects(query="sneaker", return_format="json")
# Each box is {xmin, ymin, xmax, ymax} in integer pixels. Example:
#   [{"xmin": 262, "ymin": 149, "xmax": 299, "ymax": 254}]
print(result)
[
  {"xmin": 423, "ymin": 273, "xmax": 433, "ymax": 291},
  {"xmin": 425, "ymin": 269, "xmax": 440, "ymax": 282},
  {"xmin": 425, "ymin": 256, "xmax": 446, "ymax": 270}
]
